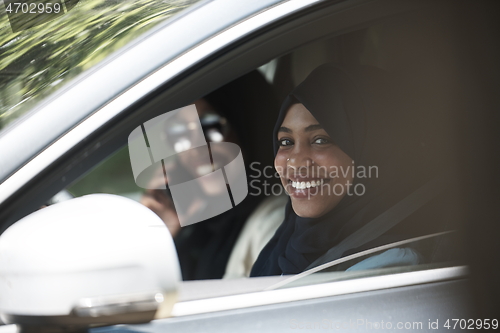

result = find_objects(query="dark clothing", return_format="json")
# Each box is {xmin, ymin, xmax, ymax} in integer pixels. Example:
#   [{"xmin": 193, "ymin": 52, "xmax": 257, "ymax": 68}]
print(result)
[{"xmin": 174, "ymin": 194, "xmax": 261, "ymax": 280}]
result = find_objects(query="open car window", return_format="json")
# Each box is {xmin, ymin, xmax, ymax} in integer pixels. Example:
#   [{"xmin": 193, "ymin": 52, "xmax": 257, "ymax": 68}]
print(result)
[{"xmin": 57, "ymin": 3, "xmax": 466, "ymax": 292}]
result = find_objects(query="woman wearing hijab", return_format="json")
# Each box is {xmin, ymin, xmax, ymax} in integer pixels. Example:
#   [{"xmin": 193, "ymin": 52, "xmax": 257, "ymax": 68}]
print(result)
[{"xmin": 251, "ymin": 64, "xmax": 457, "ymax": 277}]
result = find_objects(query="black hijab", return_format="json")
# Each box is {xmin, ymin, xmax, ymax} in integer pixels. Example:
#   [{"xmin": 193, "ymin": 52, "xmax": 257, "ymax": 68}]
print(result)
[{"xmin": 251, "ymin": 64, "xmax": 443, "ymax": 277}]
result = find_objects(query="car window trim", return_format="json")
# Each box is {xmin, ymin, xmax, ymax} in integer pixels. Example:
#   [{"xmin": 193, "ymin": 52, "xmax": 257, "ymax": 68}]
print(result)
[{"xmin": 169, "ymin": 266, "xmax": 467, "ymax": 317}]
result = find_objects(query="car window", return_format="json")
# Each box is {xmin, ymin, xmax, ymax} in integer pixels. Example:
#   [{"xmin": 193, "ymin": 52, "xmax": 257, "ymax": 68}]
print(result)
[
  {"xmin": 60, "ymin": 5, "xmax": 465, "ymax": 290},
  {"xmin": 0, "ymin": 0, "xmax": 201, "ymax": 132}
]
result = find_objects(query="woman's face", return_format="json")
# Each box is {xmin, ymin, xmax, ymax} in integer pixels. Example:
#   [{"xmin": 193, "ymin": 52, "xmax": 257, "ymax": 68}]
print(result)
[{"xmin": 275, "ymin": 103, "xmax": 354, "ymax": 218}]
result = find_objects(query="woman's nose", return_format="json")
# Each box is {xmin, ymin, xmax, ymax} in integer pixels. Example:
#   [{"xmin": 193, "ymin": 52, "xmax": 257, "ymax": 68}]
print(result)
[{"xmin": 287, "ymin": 146, "xmax": 314, "ymax": 171}]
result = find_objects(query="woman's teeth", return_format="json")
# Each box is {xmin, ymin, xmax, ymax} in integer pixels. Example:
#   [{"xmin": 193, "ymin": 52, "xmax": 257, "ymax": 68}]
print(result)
[{"xmin": 290, "ymin": 179, "xmax": 324, "ymax": 189}]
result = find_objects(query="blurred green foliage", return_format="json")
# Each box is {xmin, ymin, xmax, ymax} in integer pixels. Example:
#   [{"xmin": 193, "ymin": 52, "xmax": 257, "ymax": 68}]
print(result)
[
  {"xmin": 67, "ymin": 145, "xmax": 141, "ymax": 198},
  {"xmin": 0, "ymin": 0, "xmax": 200, "ymax": 130}
]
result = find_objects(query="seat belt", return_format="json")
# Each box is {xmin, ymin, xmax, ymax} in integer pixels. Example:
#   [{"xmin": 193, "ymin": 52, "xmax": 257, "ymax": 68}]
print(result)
[{"xmin": 304, "ymin": 177, "xmax": 448, "ymax": 271}]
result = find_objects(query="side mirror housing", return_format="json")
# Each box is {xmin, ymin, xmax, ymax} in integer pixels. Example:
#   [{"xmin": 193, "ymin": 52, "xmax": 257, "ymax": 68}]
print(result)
[{"xmin": 0, "ymin": 194, "xmax": 180, "ymax": 331}]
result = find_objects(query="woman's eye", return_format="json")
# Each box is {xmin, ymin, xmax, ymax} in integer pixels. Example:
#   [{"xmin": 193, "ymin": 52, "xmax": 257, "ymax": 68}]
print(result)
[
  {"xmin": 279, "ymin": 138, "xmax": 293, "ymax": 146},
  {"xmin": 313, "ymin": 137, "xmax": 330, "ymax": 144}
]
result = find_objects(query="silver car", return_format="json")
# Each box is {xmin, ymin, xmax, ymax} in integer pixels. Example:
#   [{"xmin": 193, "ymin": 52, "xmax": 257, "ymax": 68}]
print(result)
[{"xmin": 0, "ymin": 0, "xmax": 498, "ymax": 331}]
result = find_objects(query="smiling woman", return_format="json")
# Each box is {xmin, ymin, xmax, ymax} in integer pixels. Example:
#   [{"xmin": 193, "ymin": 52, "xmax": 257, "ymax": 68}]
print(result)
[
  {"xmin": 276, "ymin": 102, "xmax": 354, "ymax": 218},
  {"xmin": 251, "ymin": 64, "xmax": 454, "ymax": 277}
]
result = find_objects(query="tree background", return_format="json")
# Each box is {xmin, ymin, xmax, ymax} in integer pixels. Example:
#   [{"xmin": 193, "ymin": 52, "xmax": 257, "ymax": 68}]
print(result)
[{"xmin": 0, "ymin": 0, "xmax": 200, "ymax": 130}]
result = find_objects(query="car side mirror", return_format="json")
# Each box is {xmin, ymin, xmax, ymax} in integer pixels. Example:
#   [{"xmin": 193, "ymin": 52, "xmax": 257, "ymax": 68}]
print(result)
[{"xmin": 0, "ymin": 194, "xmax": 181, "ymax": 331}]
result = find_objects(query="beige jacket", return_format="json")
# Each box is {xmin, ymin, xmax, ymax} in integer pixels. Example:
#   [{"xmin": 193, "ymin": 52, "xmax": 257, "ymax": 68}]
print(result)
[{"xmin": 223, "ymin": 194, "xmax": 288, "ymax": 279}]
